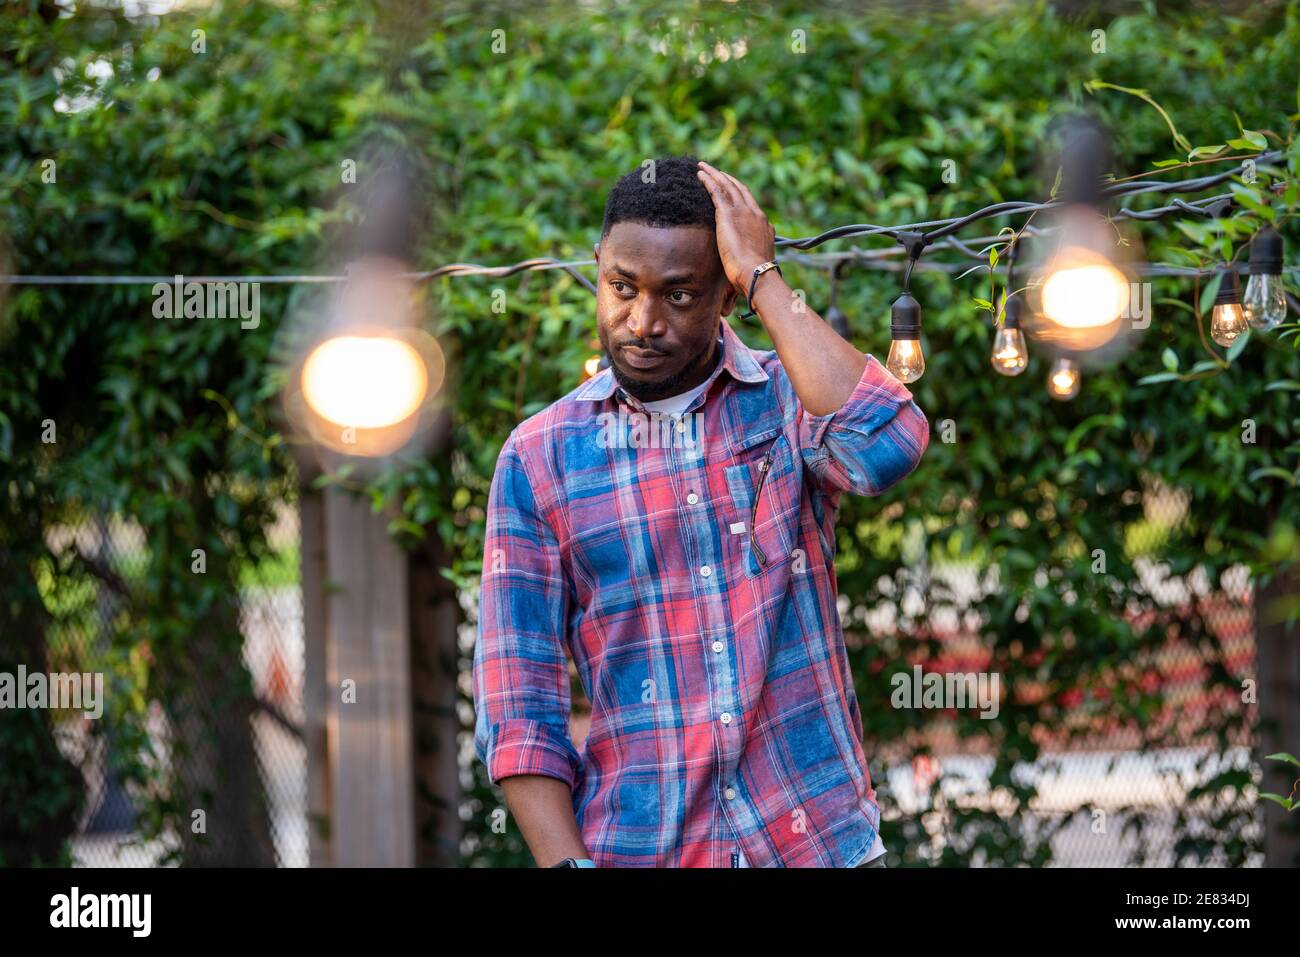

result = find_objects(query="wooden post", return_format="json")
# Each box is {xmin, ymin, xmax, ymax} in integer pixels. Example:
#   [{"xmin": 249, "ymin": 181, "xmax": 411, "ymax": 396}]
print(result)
[
  {"xmin": 300, "ymin": 470, "xmax": 418, "ymax": 867},
  {"xmin": 323, "ymin": 487, "xmax": 416, "ymax": 865}
]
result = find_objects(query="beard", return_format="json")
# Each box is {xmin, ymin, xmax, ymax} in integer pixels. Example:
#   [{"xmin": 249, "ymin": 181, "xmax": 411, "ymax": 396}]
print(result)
[{"xmin": 610, "ymin": 338, "xmax": 720, "ymax": 402}]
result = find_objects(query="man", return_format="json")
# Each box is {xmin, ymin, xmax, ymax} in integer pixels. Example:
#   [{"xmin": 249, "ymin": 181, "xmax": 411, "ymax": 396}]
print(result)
[{"xmin": 473, "ymin": 155, "xmax": 929, "ymax": 867}]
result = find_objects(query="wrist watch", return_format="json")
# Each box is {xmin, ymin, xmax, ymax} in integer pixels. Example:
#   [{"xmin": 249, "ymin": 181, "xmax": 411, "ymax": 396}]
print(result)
[
  {"xmin": 738, "ymin": 260, "xmax": 782, "ymax": 320},
  {"xmin": 551, "ymin": 858, "xmax": 597, "ymax": 868}
]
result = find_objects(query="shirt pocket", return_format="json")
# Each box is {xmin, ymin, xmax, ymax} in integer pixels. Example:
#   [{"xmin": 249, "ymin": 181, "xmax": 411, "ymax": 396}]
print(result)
[{"xmin": 724, "ymin": 430, "xmax": 801, "ymax": 579}]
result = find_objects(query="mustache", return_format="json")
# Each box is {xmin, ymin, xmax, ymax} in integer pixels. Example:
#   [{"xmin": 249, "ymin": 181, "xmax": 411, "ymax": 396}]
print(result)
[{"xmin": 617, "ymin": 339, "xmax": 670, "ymax": 355}]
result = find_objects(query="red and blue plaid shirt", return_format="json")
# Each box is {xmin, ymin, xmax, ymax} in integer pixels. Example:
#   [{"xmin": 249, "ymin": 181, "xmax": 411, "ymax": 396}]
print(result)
[{"xmin": 473, "ymin": 319, "xmax": 929, "ymax": 866}]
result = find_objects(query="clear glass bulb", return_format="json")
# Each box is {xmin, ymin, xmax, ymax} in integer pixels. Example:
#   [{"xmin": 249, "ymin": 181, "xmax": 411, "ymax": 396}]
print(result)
[
  {"xmin": 1046, "ymin": 357, "xmax": 1080, "ymax": 401},
  {"xmin": 886, "ymin": 338, "xmax": 925, "ymax": 383},
  {"xmin": 1210, "ymin": 302, "xmax": 1249, "ymax": 347},
  {"xmin": 990, "ymin": 327, "xmax": 1028, "ymax": 376},
  {"xmin": 1243, "ymin": 274, "xmax": 1287, "ymax": 331}
]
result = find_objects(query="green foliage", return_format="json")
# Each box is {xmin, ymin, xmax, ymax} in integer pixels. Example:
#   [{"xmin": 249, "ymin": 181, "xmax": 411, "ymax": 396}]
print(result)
[
  {"xmin": 3, "ymin": 0, "xmax": 1298, "ymax": 866},
  {"xmin": 1, "ymin": 0, "xmax": 376, "ymax": 863}
]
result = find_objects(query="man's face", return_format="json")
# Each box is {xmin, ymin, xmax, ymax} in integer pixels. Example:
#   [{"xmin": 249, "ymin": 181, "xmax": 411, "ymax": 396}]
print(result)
[{"xmin": 594, "ymin": 222, "xmax": 739, "ymax": 401}]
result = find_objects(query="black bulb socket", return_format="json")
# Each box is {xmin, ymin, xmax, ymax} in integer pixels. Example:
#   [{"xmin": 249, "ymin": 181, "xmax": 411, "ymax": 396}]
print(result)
[
  {"xmin": 890, "ymin": 293, "xmax": 921, "ymax": 340},
  {"xmin": 1213, "ymin": 266, "xmax": 1242, "ymax": 306},
  {"xmin": 1003, "ymin": 294, "xmax": 1024, "ymax": 330},
  {"xmin": 1248, "ymin": 227, "xmax": 1284, "ymax": 276}
]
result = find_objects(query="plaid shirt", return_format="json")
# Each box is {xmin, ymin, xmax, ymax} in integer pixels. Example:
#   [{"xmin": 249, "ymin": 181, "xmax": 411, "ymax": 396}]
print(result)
[{"xmin": 473, "ymin": 319, "xmax": 929, "ymax": 867}]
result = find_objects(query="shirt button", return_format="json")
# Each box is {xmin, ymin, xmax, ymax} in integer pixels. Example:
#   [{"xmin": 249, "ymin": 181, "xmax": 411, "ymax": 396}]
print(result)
[
  {"xmin": 700, "ymin": 565, "xmax": 712, "ymax": 578},
  {"xmin": 720, "ymin": 711, "xmax": 732, "ymax": 725},
  {"xmin": 711, "ymin": 640, "xmax": 724, "ymax": 653},
  {"xmin": 676, "ymin": 418, "xmax": 687, "ymax": 433},
  {"xmin": 686, "ymin": 492, "xmax": 699, "ymax": 505},
  {"xmin": 724, "ymin": 787, "xmax": 737, "ymax": 800}
]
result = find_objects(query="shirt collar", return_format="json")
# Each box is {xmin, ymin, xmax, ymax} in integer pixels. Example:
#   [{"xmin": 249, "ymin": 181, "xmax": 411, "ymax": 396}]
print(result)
[{"xmin": 575, "ymin": 319, "xmax": 769, "ymax": 403}]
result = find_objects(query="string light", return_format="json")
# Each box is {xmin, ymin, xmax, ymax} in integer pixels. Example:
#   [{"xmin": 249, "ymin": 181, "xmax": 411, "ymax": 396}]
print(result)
[
  {"xmin": 824, "ymin": 260, "xmax": 853, "ymax": 341},
  {"xmin": 3, "ymin": 145, "xmax": 1292, "ymax": 403},
  {"xmin": 1209, "ymin": 264, "xmax": 1249, "ymax": 347},
  {"xmin": 1047, "ymin": 356, "xmax": 1082, "ymax": 401},
  {"xmin": 1028, "ymin": 117, "xmax": 1138, "ymax": 354},
  {"xmin": 1244, "ymin": 226, "xmax": 1288, "ymax": 330},
  {"xmin": 886, "ymin": 233, "xmax": 928, "ymax": 384},
  {"xmin": 991, "ymin": 237, "xmax": 1029, "ymax": 376},
  {"xmin": 992, "ymin": 295, "xmax": 1030, "ymax": 376}
]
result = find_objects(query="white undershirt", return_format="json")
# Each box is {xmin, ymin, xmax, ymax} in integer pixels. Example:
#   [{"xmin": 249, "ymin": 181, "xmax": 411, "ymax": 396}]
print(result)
[{"xmin": 638, "ymin": 376, "xmax": 712, "ymax": 416}]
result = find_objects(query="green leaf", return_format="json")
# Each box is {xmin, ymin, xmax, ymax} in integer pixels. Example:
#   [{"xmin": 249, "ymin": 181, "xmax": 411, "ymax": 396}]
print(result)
[
  {"xmin": 1247, "ymin": 467, "xmax": 1297, "ymax": 484},
  {"xmin": 1188, "ymin": 144, "xmax": 1229, "ymax": 159},
  {"xmin": 1265, "ymin": 752, "xmax": 1300, "ymax": 766},
  {"xmin": 1264, "ymin": 381, "xmax": 1300, "ymax": 392},
  {"xmin": 1198, "ymin": 272, "xmax": 1225, "ymax": 316},
  {"xmin": 1226, "ymin": 329, "xmax": 1251, "ymax": 363},
  {"xmin": 1161, "ymin": 347, "xmax": 1179, "ymax": 372},
  {"xmin": 1137, "ymin": 372, "xmax": 1182, "ymax": 385}
]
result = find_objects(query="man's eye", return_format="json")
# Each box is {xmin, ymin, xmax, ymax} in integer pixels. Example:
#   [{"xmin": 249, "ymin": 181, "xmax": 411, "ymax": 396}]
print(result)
[
  {"xmin": 611, "ymin": 281, "xmax": 632, "ymax": 295},
  {"xmin": 668, "ymin": 290, "xmax": 694, "ymax": 304}
]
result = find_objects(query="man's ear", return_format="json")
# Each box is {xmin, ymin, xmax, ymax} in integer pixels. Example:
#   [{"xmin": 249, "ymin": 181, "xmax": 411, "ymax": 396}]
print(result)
[
  {"xmin": 593, "ymin": 241, "xmax": 600, "ymax": 262},
  {"xmin": 720, "ymin": 278, "xmax": 739, "ymax": 317}
]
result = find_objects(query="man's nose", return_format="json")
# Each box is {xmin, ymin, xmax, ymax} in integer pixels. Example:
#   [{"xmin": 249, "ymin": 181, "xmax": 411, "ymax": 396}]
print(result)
[{"xmin": 625, "ymin": 297, "xmax": 666, "ymax": 341}]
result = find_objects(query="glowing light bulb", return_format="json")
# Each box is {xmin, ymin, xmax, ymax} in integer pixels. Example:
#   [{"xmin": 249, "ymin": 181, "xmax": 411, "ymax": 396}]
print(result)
[
  {"xmin": 1210, "ymin": 302, "xmax": 1249, "ymax": 347},
  {"xmin": 1047, "ymin": 356, "xmax": 1081, "ymax": 401},
  {"xmin": 583, "ymin": 355, "xmax": 602, "ymax": 379},
  {"xmin": 301, "ymin": 335, "xmax": 428, "ymax": 429},
  {"xmin": 1209, "ymin": 266, "xmax": 1249, "ymax": 348},
  {"xmin": 1040, "ymin": 252, "xmax": 1130, "ymax": 330},
  {"xmin": 991, "ymin": 295, "xmax": 1029, "ymax": 376},
  {"xmin": 887, "ymin": 291, "xmax": 924, "ymax": 383},
  {"xmin": 991, "ymin": 328, "xmax": 1028, "ymax": 376},
  {"xmin": 886, "ymin": 338, "xmax": 925, "ymax": 383}
]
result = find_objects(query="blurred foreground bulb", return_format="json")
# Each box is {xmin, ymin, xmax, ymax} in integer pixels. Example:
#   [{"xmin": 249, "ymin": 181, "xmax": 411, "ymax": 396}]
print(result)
[
  {"xmin": 1047, "ymin": 356, "xmax": 1081, "ymax": 401},
  {"xmin": 302, "ymin": 335, "xmax": 428, "ymax": 429},
  {"xmin": 1038, "ymin": 206, "xmax": 1131, "ymax": 332},
  {"xmin": 583, "ymin": 354, "xmax": 602, "ymax": 379},
  {"xmin": 1243, "ymin": 227, "xmax": 1287, "ymax": 331},
  {"xmin": 284, "ymin": 259, "xmax": 447, "ymax": 460},
  {"xmin": 886, "ymin": 292, "xmax": 925, "ymax": 383},
  {"xmin": 991, "ymin": 295, "xmax": 1029, "ymax": 376},
  {"xmin": 1027, "ymin": 116, "xmax": 1141, "ymax": 355},
  {"xmin": 1210, "ymin": 267, "xmax": 1249, "ymax": 348}
]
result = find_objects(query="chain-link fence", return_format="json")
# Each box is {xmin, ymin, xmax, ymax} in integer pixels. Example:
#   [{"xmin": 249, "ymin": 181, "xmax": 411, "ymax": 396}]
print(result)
[
  {"xmin": 45, "ymin": 503, "xmax": 306, "ymax": 867},
  {"xmin": 847, "ymin": 482, "xmax": 1260, "ymax": 867}
]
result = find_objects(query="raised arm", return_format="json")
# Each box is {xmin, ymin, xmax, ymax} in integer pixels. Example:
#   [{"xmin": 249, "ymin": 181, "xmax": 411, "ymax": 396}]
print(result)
[{"xmin": 696, "ymin": 160, "xmax": 868, "ymax": 416}]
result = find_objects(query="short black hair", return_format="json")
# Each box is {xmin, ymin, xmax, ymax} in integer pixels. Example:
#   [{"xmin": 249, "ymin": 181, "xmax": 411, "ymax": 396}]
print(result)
[{"xmin": 600, "ymin": 155, "xmax": 716, "ymax": 238}]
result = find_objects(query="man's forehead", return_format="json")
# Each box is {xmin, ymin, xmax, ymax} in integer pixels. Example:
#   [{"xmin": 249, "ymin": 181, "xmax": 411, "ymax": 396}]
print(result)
[{"xmin": 601, "ymin": 222, "xmax": 718, "ymax": 280}]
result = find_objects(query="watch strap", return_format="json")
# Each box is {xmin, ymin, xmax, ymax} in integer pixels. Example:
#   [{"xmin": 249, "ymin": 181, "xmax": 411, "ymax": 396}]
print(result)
[{"xmin": 739, "ymin": 261, "xmax": 782, "ymax": 320}]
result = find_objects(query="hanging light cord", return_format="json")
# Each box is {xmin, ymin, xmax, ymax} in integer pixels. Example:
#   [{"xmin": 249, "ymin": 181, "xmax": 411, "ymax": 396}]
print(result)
[{"xmin": 0, "ymin": 150, "xmax": 1288, "ymax": 289}]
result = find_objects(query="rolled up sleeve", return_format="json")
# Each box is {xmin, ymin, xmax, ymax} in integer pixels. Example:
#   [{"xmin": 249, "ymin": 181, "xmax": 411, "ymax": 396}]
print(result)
[
  {"xmin": 472, "ymin": 431, "xmax": 583, "ymax": 789},
  {"xmin": 798, "ymin": 354, "xmax": 930, "ymax": 497}
]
